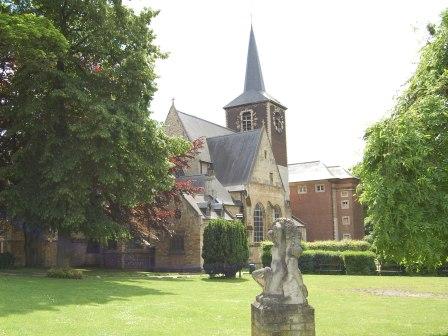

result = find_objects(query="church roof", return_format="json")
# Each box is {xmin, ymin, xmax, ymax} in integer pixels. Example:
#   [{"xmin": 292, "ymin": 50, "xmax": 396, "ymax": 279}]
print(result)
[
  {"xmin": 207, "ymin": 128, "xmax": 262, "ymax": 187},
  {"xmin": 288, "ymin": 161, "xmax": 357, "ymax": 183},
  {"xmin": 176, "ymin": 108, "xmax": 234, "ymax": 141},
  {"xmin": 177, "ymin": 175, "xmax": 235, "ymax": 205},
  {"xmin": 224, "ymin": 26, "xmax": 284, "ymax": 109}
]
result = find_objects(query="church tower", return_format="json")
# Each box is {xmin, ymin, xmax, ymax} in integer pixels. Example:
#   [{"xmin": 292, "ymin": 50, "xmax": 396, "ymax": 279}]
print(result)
[{"xmin": 224, "ymin": 26, "xmax": 288, "ymax": 167}]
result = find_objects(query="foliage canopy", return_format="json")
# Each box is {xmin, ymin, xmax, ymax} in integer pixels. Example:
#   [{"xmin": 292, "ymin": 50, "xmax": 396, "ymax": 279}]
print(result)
[
  {"xmin": 0, "ymin": 1, "xmax": 189, "ymax": 241},
  {"xmin": 355, "ymin": 11, "xmax": 448, "ymax": 269}
]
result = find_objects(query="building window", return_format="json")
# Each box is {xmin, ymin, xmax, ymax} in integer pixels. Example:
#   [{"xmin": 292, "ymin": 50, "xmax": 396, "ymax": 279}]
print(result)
[
  {"xmin": 342, "ymin": 233, "xmax": 351, "ymax": 240},
  {"xmin": 241, "ymin": 111, "xmax": 253, "ymax": 131},
  {"xmin": 342, "ymin": 216, "xmax": 350, "ymax": 225},
  {"xmin": 264, "ymin": 150, "xmax": 267, "ymax": 159},
  {"xmin": 269, "ymin": 172, "xmax": 274, "ymax": 184},
  {"xmin": 298, "ymin": 185, "xmax": 307, "ymax": 194},
  {"xmin": 315, "ymin": 184, "xmax": 325, "ymax": 192},
  {"xmin": 274, "ymin": 205, "xmax": 281, "ymax": 220},
  {"xmin": 86, "ymin": 240, "xmax": 101, "ymax": 254},
  {"xmin": 170, "ymin": 234, "xmax": 185, "ymax": 254},
  {"xmin": 341, "ymin": 200, "xmax": 349, "ymax": 209},
  {"xmin": 341, "ymin": 190, "xmax": 349, "ymax": 197},
  {"xmin": 254, "ymin": 203, "xmax": 264, "ymax": 242}
]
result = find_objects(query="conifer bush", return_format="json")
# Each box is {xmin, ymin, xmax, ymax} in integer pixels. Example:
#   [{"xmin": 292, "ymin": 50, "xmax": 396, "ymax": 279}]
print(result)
[
  {"xmin": 202, "ymin": 219, "xmax": 249, "ymax": 278},
  {"xmin": 47, "ymin": 267, "xmax": 84, "ymax": 279}
]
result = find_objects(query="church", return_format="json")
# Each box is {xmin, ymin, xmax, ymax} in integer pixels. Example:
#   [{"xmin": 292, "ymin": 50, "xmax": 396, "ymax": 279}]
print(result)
[
  {"xmin": 0, "ymin": 26, "xmax": 303, "ymax": 271},
  {"xmin": 154, "ymin": 26, "xmax": 304, "ymax": 271}
]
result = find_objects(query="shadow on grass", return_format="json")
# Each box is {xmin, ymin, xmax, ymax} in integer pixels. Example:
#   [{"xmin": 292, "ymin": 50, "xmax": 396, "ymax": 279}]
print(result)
[
  {"xmin": 201, "ymin": 277, "xmax": 249, "ymax": 283},
  {"xmin": 429, "ymin": 334, "xmax": 448, "ymax": 336},
  {"xmin": 0, "ymin": 270, "xmax": 175, "ymax": 317}
]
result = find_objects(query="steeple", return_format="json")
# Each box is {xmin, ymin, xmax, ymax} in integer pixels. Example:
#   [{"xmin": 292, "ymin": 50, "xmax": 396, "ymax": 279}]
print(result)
[
  {"xmin": 244, "ymin": 25, "xmax": 265, "ymax": 92},
  {"xmin": 224, "ymin": 26, "xmax": 284, "ymax": 109}
]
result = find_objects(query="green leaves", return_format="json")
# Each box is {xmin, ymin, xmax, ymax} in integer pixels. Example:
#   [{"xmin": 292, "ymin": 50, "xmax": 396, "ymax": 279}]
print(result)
[
  {"xmin": 356, "ymin": 10, "xmax": 448, "ymax": 269},
  {"xmin": 0, "ymin": 2, "xmax": 179, "ymax": 240}
]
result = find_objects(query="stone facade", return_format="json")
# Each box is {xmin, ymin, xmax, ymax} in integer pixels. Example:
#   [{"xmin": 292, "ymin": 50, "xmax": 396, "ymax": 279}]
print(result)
[{"xmin": 153, "ymin": 197, "xmax": 204, "ymax": 272}]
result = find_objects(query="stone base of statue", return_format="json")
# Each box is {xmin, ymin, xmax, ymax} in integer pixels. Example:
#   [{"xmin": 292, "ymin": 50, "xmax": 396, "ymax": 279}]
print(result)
[
  {"xmin": 250, "ymin": 218, "xmax": 316, "ymax": 336},
  {"xmin": 251, "ymin": 295, "xmax": 315, "ymax": 336}
]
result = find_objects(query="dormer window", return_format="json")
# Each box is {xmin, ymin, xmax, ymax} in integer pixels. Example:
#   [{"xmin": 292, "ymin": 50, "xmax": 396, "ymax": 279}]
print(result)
[{"xmin": 241, "ymin": 111, "xmax": 253, "ymax": 131}]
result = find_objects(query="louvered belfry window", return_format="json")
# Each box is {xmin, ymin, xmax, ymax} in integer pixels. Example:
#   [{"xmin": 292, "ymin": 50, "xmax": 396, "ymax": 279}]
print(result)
[
  {"xmin": 253, "ymin": 203, "xmax": 264, "ymax": 242},
  {"xmin": 241, "ymin": 111, "xmax": 253, "ymax": 131}
]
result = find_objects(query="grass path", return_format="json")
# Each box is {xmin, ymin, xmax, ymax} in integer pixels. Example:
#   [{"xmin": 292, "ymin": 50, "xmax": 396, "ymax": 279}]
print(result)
[{"xmin": 0, "ymin": 270, "xmax": 447, "ymax": 336}]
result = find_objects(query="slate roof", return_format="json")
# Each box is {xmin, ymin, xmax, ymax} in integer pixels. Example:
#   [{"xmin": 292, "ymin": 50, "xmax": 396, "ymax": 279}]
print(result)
[
  {"xmin": 207, "ymin": 128, "xmax": 262, "ymax": 187},
  {"xmin": 277, "ymin": 165, "xmax": 290, "ymax": 201},
  {"xmin": 288, "ymin": 161, "xmax": 356, "ymax": 183},
  {"xmin": 176, "ymin": 109, "xmax": 234, "ymax": 141},
  {"xmin": 177, "ymin": 175, "xmax": 235, "ymax": 205},
  {"xmin": 224, "ymin": 26, "xmax": 284, "ymax": 109}
]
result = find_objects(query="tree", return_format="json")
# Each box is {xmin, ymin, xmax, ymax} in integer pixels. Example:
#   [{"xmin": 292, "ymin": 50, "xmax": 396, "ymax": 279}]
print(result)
[
  {"xmin": 202, "ymin": 219, "xmax": 249, "ymax": 278},
  {"xmin": 355, "ymin": 11, "xmax": 448, "ymax": 270},
  {"xmin": 0, "ymin": 1, "xmax": 189, "ymax": 264}
]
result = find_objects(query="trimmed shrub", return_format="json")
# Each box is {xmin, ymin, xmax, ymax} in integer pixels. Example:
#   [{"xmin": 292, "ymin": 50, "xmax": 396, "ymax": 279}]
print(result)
[
  {"xmin": 343, "ymin": 251, "xmax": 376, "ymax": 275},
  {"xmin": 202, "ymin": 219, "xmax": 249, "ymax": 278},
  {"xmin": 298, "ymin": 250, "xmax": 316, "ymax": 273},
  {"xmin": 298, "ymin": 250, "xmax": 344, "ymax": 274},
  {"xmin": 261, "ymin": 241, "xmax": 273, "ymax": 267},
  {"xmin": 0, "ymin": 252, "xmax": 14, "ymax": 269},
  {"xmin": 47, "ymin": 268, "xmax": 83, "ymax": 279},
  {"xmin": 302, "ymin": 240, "xmax": 371, "ymax": 252}
]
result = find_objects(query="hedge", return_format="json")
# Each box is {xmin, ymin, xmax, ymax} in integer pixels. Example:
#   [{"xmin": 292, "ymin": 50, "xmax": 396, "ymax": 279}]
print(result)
[
  {"xmin": 299, "ymin": 250, "xmax": 345, "ymax": 274},
  {"xmin": 302, "ymin": 240, "xmax": 371, "ymax": 252},
  {"xmin": 342, "ymin": 251, "xmax": 376, "ymax": 275},
  {"xmin": 259, "ymin": 243, "xmax": 376, "ymax": 275},
  {"xmin": 202, "ymin": 219, "xmax": 249, "ymax": 278},
  {"xmin": 0, "ymin": 252, "xmax": 14, "ymax": 269}
]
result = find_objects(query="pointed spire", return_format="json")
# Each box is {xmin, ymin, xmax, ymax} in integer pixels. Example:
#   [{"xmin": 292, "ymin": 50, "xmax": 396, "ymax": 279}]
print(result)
[{"xmin": 244, "ymin": 25, "xmax": 265, "ymax": 92}]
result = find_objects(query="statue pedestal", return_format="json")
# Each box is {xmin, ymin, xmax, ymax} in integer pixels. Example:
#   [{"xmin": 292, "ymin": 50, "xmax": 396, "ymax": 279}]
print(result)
[{"xmin": 251, "ymin": 300, "xmax": 315, "ymax": 336}]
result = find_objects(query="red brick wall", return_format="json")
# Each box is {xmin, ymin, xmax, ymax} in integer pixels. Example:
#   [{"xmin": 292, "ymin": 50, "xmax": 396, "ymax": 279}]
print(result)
[
  {"xmin": 290, "ymin": 179, "xmax": 364, "ymax": 241},
  {"xmin": 290, "ymin": 180, "xmax": 334, "ymax": 241}
]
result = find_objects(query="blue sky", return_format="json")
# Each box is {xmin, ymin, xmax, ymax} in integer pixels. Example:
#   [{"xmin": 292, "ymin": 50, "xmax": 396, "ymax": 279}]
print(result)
[{"xmin": 127, "ymin": 0, "xmax": 447, "ymax": 168}]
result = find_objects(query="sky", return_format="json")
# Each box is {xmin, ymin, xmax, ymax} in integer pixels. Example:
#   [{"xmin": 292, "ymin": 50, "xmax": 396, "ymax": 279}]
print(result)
[{"xmin": 126, "ymin": 0, "xmax": 447, "ymax": 168}]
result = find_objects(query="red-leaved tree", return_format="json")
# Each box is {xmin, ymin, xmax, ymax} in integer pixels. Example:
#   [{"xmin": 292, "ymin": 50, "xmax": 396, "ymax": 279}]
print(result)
[{"xmin": 129, "ymin": 137, "xmax": 204, "ymax": 240}]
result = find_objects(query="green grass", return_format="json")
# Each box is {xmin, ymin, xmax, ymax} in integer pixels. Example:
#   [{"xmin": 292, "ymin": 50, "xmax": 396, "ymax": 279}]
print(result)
[{"xmin": 0, "ymin": 269, "xmax": 447, "ymax": 336}]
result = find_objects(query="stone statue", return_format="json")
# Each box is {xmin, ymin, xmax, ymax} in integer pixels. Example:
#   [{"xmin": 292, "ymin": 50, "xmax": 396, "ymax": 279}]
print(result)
[
  {"xmin": 251, "ymin": 218, "xmax": 315, "ymax": 336},
  {"xmin": 252, "ymin": 218, "xmax": 308, "ymax": 305}
]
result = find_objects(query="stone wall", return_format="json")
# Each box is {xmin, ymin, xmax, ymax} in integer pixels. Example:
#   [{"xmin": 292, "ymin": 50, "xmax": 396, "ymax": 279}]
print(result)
[
  {"xmin": 245, "ymin": 129, "xmax": 287, "ymax": 264},
  {"xmin": 153, "ymin": 198, "xmax": 204, "ymax": 272}
]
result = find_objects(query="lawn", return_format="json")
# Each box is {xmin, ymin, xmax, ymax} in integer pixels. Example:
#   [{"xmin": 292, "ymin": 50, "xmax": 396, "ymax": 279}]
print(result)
[{"xmin": 0, "ymin": 270, "xmax": 447, "ymax": 336}]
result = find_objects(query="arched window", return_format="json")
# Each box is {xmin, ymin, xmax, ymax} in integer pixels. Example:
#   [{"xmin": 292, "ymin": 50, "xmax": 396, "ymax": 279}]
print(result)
[
  {"xmin": 241, "ymin": 111, "xmax": 253, "ymax": 131},
  {"xmin": 274, "ymin": 205, "xmax": 282, "ymax": 220},
  {"xmin": 254, "ymin": 203, "xmax": 264, "ymax": 242}
]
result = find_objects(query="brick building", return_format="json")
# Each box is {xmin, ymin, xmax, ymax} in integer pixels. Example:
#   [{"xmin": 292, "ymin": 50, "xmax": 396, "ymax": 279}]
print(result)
[{"xmin": 288, "ymin": 161, "xmax": 364, "ymax": 242}]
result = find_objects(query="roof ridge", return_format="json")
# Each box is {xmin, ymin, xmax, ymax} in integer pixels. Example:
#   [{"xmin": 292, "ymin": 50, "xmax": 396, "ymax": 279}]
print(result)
[
  {"xmin": 207, "ymin": 128, "xmax": 262, "ymax": 140},
  {"xmin": 288, "ymin": 160, "xmax": 322, "ymax": 166},
  {"xmin": 176, "ymin": 110, "xmax": 235, "ymax": 133}
]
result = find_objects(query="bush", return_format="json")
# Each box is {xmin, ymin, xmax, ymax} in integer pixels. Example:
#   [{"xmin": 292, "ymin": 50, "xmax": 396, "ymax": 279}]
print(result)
[
  {"xmin": 343, "ymin": 251, "xmax": 376, "ymax": 275},
  {"xmin": 303, "ymin": 240, "xmax": 371, "ymax": 252},
  {"xmin": 202, "ymin": 219, "xmax": 249, "ymax": 278},
  {"xmin": 47, "ymin": 267, "xmax": 83, "ymax": 279},
  {"xmin": 297, "ymin": 250, "xmax": 344, "ymax": 274},
  {"xmin": 260, "ymin": 241, "xmax": 273, "ymax": 267},
  {"xmin": 0, "ymin": 252, "xmax": 14, "ymax": 269}
]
